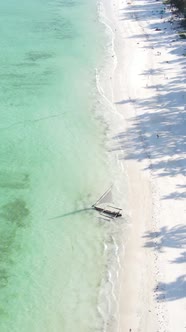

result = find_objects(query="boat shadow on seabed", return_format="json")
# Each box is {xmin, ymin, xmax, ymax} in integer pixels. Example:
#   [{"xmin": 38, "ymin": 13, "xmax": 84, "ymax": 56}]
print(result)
[{"xmin": 50, "ymin": 186, "xmax": 122, "ymax": 221}]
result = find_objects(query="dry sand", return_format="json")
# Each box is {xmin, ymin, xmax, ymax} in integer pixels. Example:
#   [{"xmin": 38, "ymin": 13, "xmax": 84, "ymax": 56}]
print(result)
[{"xmin": 101, "ymin": 0, "xmax": 186, "ymax": 331}]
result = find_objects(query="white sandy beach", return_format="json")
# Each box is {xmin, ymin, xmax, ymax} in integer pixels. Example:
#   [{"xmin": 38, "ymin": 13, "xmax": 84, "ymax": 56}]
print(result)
[{"xmin": 101, "ymin": 0, "xmax": 186, "ymax": 331}]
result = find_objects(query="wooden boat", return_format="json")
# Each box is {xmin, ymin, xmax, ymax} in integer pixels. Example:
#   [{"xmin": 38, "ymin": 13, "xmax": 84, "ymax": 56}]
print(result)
[
  {"xmin": 92, "ymin": 186, "xmax": 122, "ymax": 218},
  {"xmin": 93, "ymin": 205, "xmax": 122, "ymax": 217}
]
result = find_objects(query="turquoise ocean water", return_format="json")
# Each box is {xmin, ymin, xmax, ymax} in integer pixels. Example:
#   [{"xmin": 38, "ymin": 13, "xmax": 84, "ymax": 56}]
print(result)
[{"xmin": 0, "ymin": 0, "xmax": 119, "ymax": 331}]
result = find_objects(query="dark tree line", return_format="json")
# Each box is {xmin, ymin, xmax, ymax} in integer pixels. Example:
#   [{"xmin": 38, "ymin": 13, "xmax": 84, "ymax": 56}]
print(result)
[{"xmin": 171, "ymin": 0, "xmax": 186, "ymax": 17}]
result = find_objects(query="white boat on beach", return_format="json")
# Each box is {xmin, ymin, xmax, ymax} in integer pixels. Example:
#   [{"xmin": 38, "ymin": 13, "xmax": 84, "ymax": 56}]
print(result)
[{"xmin": 92, "ymin": 186, "xmax": 122, "ymax": 218}]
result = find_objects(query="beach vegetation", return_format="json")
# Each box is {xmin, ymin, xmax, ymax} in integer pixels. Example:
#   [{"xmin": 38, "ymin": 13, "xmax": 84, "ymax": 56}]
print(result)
[
  {"xmin": 170, "ymin": 0, "xmax": 186, "ymax": 17},
  {"xmin": 163, "ymin": 0, "xmax": 186, "ymax": 17},
  {"xmin": 173, "ymin": 0, "xmax": 186, "ymax": 13},
  {"xmin": 163, "ymin": 0, "xmax": 171, "ymax": 4},
  {"xmin": 178, "ymin": 31, "xmax": 186, "ymax": 37},
  {"xmin": 164, "ymin": 0, "xmax": 186, "ymax": 26}
]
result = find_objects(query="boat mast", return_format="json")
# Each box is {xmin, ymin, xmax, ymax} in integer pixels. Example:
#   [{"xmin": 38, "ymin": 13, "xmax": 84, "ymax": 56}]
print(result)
[{"xmin": 92, "ymin": 186, "xmax": 112, "ymax": 208}]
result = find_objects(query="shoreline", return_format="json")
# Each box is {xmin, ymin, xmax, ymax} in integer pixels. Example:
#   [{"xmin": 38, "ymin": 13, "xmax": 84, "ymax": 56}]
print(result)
[{"xmin": 100, "ymin": 0, "xmax": 186, "ymax": 331}]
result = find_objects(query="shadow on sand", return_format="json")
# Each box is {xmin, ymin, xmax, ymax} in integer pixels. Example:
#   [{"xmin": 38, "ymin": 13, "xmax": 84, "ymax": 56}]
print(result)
[
  {"xmin": 112, "ymin": 0, "xmax": 186, "ymax": 199},
  {"xmin": 155, "ymin": 275, "xmax": 186, "ymax": 302},
  {"xmin": 143, "ymin": 224, "xmax": 186, "ymax": 301},
  {"xmin": 116, "ymin": 0, "xmax": 186, "ymax": 307}
]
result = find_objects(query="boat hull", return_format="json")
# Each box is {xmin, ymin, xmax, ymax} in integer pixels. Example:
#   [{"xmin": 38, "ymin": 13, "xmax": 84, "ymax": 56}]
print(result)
[{"xmin": 93, "ymin": 206, "xmax": 122, "ymax": 218}]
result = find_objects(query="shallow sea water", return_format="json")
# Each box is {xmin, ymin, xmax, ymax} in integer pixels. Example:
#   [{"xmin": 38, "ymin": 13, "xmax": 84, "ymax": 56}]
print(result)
[{"xmin": 0, "ymin": 0, "xmax": 119, "ymax": 331}]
